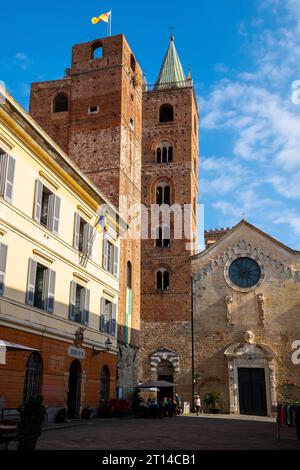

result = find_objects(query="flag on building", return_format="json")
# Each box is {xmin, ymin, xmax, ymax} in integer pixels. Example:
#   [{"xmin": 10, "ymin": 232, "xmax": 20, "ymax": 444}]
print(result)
[
  {"xmin": 91, "ymin": 11, "xmax": 111, "ymax": 25},
  {"xmin": 95, "ymin": 209, "xmax": 109, "ymax": 236}
]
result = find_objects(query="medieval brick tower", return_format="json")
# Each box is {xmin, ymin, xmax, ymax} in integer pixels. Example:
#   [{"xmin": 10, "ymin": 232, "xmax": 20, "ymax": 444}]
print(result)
[
  {"xmin": 29, "ymin": 35, "xmax": 142, "ymax": 397},
  {"xmin": 140, "ymin": 36, "xmax": 199, "ymax": 402}
]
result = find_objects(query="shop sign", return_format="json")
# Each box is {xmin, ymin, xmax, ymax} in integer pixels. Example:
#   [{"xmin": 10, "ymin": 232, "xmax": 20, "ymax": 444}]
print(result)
[{"xmin": 68, "ymin": 346, "xmax": 85, "ymax": 360}]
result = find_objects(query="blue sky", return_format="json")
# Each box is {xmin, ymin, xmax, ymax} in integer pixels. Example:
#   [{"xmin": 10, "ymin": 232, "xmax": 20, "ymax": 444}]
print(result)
[{"xmin": 2, "ymin": 0, "xmax": 300, "ymax": 248}]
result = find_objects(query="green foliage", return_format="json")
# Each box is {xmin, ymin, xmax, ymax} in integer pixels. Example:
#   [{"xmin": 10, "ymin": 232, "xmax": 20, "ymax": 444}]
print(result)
[
  {"xmin": 19, "ymin": 395, "xmax": 47, "ymax": 437},
  {"xmin": 203, "ymin": 391, "xmax": 221, "ymax": 408}
]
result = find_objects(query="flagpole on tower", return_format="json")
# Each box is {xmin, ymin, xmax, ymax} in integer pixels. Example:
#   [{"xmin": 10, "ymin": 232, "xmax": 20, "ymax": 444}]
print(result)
[{"xmin": 109, "ymin": 9, "xmax": 112, "ymax": 36}]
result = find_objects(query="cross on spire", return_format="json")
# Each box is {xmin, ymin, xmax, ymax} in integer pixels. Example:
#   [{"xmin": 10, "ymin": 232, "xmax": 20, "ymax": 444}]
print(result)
[{"xmin": 169, "ymin": 25, "xmax": 175, "ymax": 39}]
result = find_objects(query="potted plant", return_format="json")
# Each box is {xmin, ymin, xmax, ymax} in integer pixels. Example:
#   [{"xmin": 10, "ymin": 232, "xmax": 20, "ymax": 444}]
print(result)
[
  {"xmin": 203, "ymin": 391, "xmax": 221, "ymax": 414},
  {"xmin": 18, "ymin": 395, "xmax": 47, "ymax": 451}
]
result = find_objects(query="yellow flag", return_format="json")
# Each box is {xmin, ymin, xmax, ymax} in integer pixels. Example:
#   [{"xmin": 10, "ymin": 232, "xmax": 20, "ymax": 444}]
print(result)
[{"xmin": 91, "ymin": 11, "xmax": 111, "ymax": 25}]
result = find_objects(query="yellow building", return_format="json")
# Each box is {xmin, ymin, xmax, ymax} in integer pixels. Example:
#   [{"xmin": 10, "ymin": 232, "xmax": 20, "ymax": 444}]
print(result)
[{"xmin": 0, "ymin": 85, "xmax": 126, "ymax": 421}]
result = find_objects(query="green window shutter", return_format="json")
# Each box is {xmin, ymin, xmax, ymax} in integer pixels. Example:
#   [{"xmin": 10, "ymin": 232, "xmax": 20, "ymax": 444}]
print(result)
[
  {"xmin": 69, "ymin": 281, "xmax": 76, "ymax": 320},
  {"xmin": 34, "ymin": 178, "xmax": 43, "ymax": 223},
  {"xmin": 73, "ymin": 213, "xmax": 81, "ymax": 250},
  {"xmin": 26, "ymin": 259, "xmax": 37, "ymax": 306},
  {"xmin": 4, "ymin": 155, "xmax": 15, "ymax": 203},
  {"xmin": 103, "ymin": 239, "xmax": 108, "ymax": 270},
  {"xmin": 113, "ymin": 246, "xmax": 119, "ymax": 277},
  {"xmin": 111, "ymin": 303, "xmax": 117, "ymax": 337},
  {"xmin": 47, "ymin": 269, "xmax": 56, "ymax": 313},
  {"xmin": 83, "ymin": 288, "xmax": 90, "ymax": 326},
  {"xmin": 0, "ymin": 153, "xmax": 6, "ymax": 195},
  {"xmin": 100, "ymin": 297, "xmax": 106, "ymax": 331},
  {"xmin": 0, "ymin": 243, "xmax": 8, "ymax": 296},
  {"xmin": 87, "ymin": 224, "xmax": 94, "ymax": 257}
]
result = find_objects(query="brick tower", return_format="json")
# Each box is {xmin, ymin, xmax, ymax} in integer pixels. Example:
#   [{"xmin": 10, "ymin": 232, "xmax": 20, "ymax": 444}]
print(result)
[
  {"xmin": 140, "ymin": 36, "xmax": 199, "ymax": 402},
  {"xmin": 30, "ymin": 35, "xmax": 142, "ymax": 397}
]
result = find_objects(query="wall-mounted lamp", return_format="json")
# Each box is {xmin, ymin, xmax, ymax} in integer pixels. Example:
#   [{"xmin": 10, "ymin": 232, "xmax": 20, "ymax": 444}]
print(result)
[{"xmin": 105, "ymin": 337, "xmax": 112, "ymax": 351}]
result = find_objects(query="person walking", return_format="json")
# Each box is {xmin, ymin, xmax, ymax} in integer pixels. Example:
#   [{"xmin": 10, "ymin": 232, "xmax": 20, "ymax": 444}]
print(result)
[{"xmin": 194, "ymin": 394, "xmax": 202, "ymax": 416}]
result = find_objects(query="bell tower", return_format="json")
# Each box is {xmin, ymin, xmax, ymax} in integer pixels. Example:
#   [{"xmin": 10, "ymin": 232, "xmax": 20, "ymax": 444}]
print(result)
[
  {"xmin": 140, "ymin": 36, "xmax": 199, "ymax": 401},
  {"xmin": 30, "ymin": 34, "xmax": 142, "ymax": 397}
]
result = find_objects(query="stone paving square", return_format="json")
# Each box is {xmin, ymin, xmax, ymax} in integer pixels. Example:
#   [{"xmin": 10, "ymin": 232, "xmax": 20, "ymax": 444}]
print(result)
[{"xmin": 36, "ymin": 415, "xmax": 300, "ymax": 450}]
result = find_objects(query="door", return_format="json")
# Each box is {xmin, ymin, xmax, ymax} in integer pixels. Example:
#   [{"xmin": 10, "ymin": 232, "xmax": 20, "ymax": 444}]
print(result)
[
  {"xmin": 157, "ymin": 360, "xmax": 174, "ymax": 401},
  {"xmin": 238, "ymin": 368, "xmax": 267, "ymax": 416},
  {"xmin": 67, "ymin": 360, "xmax": 81, "ymax": 418}
]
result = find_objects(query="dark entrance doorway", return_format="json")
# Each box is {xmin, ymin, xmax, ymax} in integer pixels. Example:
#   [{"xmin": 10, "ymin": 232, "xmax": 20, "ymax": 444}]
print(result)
[
  {"xmin": 238, "ymin": 368, "xmax": 267, "ymax": 416},
  {"xmin": 157, "ymin": 360, "xmax": 174, "ymax": 401},
  {"xmin": 67, "ymin": 360, "xmax": 81, "ymax": 418}
]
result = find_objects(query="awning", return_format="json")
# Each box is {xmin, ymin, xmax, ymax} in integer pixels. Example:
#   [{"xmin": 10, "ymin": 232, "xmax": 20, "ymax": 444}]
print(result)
[
  {"xmin": 0, "ymin": 340, "xmax": 39, "ymax": 365},
  {"xmin": 137, "ymin": 380, "xmax": 176, "ymax": 389}
]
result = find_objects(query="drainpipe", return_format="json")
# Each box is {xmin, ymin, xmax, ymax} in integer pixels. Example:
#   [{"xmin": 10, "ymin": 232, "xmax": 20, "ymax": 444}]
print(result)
[{"xmin": 191, "ymin": 275, "xmax": 195, "ymax": 412}]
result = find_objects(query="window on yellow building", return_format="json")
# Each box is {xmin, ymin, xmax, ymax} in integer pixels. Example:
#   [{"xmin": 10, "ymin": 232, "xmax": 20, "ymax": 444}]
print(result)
[
  {"xmin": 103, "ymin": 239, "xmax": 119, "ymax": 276},
  {"xmin": 100, "ymin": 297, "xmax": 117, "ymax": 336},
  {"xmin": 0, "ymin": 150, "xmax": 15, "ymax": 203},
  {"xmin": 73, "ymin": 213, "xmax": 93, "ymax": 256},
  {"xmin": 0, "ymin": 243, "xmax": 8, "ymax": 296},
  {"xmin": 34, "ymin": 178, "xmax": 61, "ymax": 235},
  {"xmin": 69, "ymin": 281, "xmax": 90, "ymax": 326},
  {"xmin": 26, "ymin": 259, "xmax": 56, "ymax": 313}
]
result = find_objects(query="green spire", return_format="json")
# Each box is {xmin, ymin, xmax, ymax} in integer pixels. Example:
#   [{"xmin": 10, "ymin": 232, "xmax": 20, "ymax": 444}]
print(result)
[{"xmin": 154, "ymin": 36, "xmax": 187, "ymax": 90}]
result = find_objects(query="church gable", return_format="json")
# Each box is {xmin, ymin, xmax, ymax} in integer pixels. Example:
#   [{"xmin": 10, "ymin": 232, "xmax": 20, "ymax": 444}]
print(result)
[{"xmin": 192, "ymin": 220, "xmax": 300, "ymax": 283}]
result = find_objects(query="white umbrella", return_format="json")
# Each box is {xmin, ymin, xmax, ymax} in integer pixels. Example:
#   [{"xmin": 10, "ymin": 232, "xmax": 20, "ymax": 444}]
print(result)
[{"xmin": 0, "ymin": 340, "xmax": 39, "ymax": 365}]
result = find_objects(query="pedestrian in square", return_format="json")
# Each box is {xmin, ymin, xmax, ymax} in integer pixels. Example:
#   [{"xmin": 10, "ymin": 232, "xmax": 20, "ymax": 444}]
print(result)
[{"xmin": 194, "ymin": 394, "xmax": 202, "ymax": 416}]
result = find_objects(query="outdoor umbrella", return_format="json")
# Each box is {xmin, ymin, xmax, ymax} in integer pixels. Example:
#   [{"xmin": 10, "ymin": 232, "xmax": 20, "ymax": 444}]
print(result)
[
  {"xmin": 137, "ymin": 380, "xmax": 176, "ymax": 388},
  {"xmin": 0, "ymin": 340, "xmax": 39, "ymax": 365}
]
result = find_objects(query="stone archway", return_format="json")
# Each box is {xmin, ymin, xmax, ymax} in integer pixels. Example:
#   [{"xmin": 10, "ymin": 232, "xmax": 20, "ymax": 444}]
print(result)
[
  {"xmin": 150, "ymin": 348, "xmax": 180, "ymax": 401},
  {"xmin": 150, "ymin": 348, "xmax": 180, "ymax": 376},
  {"xmin": 224, "ymin": 332, "xmax": 276, "ymax": 416}
]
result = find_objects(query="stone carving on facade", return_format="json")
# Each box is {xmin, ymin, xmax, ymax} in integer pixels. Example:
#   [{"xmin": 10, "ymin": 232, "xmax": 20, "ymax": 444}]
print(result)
[
  {"xmin": 244, "ymin": 330, "xmax": 255, "ymax": 344},
  {"xmin": 257, "ymin": 293, "xmax": 265, "ymax": 326},
  {"xmin": 225, "ymin": 294, "xmax": 233, "ymax": 326},
  {"xmin": 74, "ymin": 327, "xmax": 85, "ymax": 348}
]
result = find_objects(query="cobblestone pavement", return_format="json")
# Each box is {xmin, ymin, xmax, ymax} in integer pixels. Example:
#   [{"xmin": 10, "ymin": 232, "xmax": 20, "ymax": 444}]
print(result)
[{"xmin": 36, "ymin": 414, "xmax": 300, "ymax": 450}]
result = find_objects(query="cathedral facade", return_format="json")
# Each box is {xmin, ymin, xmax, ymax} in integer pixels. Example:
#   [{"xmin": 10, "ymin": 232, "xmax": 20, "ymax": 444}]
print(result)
[{"xmin": 192, "ymin": 221, "xmax": 300, "ymax": 416}]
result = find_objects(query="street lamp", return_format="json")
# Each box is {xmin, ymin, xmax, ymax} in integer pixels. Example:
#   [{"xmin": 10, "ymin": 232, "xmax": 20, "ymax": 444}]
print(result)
[{"xmin": 105, "ymin": 337, "xmax": 112, "ymax": 351}]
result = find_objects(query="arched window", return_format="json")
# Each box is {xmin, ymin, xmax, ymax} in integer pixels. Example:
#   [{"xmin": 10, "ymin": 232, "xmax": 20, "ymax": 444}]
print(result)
[
  {"xmin": 127, "ymin": 261, "xmax": 132, "ymax": 289},
  {"xmin": 93, "ymin": 43, "xmax": 103, "ymax": 60},
  {"xmin": 159, "ymin": 104, "xmax": 174, "ymax": 123},
  {"xmin": 155, "ymin": 224, "xmax": 170, "ymax": 248},
  {"xmin": 156, "ymin": 183, "xmax": 171, "ymax": 205},
  {"xmin": 157, "ymin": 268, "xmax": 170, "ymax": 290},
  {"xmin": 53, "ymin": 93, "xmax": 68, "ymax": 113},
  {"xmin": 23, "ymin": 353, "xmax": 43, "ymax": 403},
  {"xmin": 156, "ymin": 141, "xmax": 173, "ymax": 163},
  {"xmin": 100, "ymin": 366, "xmax": 110, "ymax": 401}
]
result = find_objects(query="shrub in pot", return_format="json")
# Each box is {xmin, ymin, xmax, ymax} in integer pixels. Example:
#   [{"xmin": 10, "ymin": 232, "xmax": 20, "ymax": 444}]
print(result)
[
  {"xmin": 18, "ymin": 395, "xmax": 47, "ymax": 451},
  {"xmin": 203, "ymin": 391, "xmax": 221, "ymax": 414}
]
